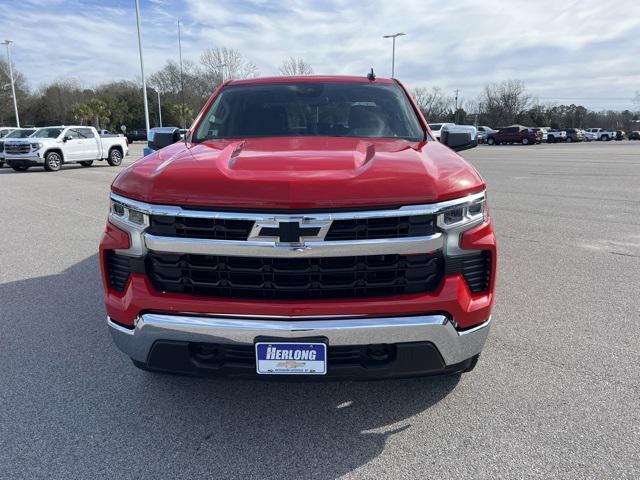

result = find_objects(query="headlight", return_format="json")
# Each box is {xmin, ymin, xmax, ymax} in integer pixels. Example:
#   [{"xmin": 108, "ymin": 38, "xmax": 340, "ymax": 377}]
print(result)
[
  {"xmin": 110, "ymin": 198, "xmax": 147, "ymax": 227},
  {"xmin": 437, "ymin": 194, "xmax": 487, "ymax": 230},
  {"xmin": 30, "ymin": 142, "xmax": 43, "ymax": 150}
]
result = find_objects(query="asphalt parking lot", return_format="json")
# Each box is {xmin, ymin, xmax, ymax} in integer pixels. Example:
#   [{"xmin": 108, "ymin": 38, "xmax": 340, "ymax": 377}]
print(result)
[{"xmin": 1, "ymin": 141, "xmax": 639, "ymax": 479}]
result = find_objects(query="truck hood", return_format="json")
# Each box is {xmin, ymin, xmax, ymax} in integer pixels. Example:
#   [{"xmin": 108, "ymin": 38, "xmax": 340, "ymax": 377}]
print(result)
[{"xmin": 112, "ymin": 137, "xmax": 484, "ymax": 209}]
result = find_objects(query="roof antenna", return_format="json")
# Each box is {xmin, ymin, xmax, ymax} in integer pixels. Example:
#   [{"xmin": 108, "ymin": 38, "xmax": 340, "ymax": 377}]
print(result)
[{"xmin": 367, "ymin": 68, "xmax": 376, "ymax": 81}]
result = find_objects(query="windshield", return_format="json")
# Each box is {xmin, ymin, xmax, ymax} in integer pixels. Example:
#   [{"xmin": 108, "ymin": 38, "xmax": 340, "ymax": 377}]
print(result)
[
  {"xmin": 33, "ymin": 127, "xmax": 63, "ymax": 139},
  {"xmin": 6, "ymin": 129, "xmax": 36, "ymax": 139},
  {"xmin": 195, "ymin": 82, "xmax": 424, "ymax": 141}
]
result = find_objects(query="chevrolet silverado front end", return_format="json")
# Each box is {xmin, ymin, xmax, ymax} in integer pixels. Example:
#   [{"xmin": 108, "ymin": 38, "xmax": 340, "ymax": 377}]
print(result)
[{"xmin": 100, "ymin": 76, "xmax": 496, "ymax": 379}]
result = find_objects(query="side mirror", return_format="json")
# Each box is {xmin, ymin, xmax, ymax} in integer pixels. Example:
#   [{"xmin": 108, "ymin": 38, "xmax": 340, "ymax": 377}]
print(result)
[
  {"xmin": 441, "ymin": 126, "xmax": 478, "ymax": 152},
  {"xmin": 144, "ymin": 127, "xmax": 182, "ymax": 157},
  {"xmin": 62, "ymin": 135, "xmax": 71, "ymax": 142}
]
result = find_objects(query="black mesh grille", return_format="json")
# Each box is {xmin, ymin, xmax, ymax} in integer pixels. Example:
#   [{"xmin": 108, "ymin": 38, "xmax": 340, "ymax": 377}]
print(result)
[
  {"xmin": 147, "ymin": 252, "xmax": 443, "ymax": 300},
  {"xmin": 105, "ymin": 251, "xmax": 131, "ymax": 291},
  {"xmin": 192, "ymin": 343, "xmax": 394, "ymax": 367},
  {"xmin": 148, "ymin": 214, "xmax": 435, "ymax": 242},
  {"xmin": 445, "ymin": 251, "xmax": 491, "ymax": 293},
  {"xmin": 325, "ymin": 215, "xmax": 434, "ymax": 240},
  {"xmin": 148, "ymin": 216, "xmax": 254, "ymax": 240},
  {"xmin": 0, "ymin": 142, "xmax": 4, "ymax": 153},
  {"xmin": 5, "ymin": 143, "xmax": 30, "ymax": 154}
]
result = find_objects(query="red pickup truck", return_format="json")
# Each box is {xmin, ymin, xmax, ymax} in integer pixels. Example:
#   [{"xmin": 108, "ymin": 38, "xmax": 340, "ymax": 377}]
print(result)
[
  {"xmin": 100, "ymin": 75, "xmax": 496, "ymax": 379},
  {"xmin": 487, "ymin": 126, "xmax": 542, "ymax": 145}
]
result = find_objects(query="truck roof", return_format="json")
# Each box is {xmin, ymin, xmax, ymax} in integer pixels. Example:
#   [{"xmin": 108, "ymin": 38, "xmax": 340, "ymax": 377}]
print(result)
[{"xmin": 228, "ymin": 75, "xmax": 396, "ymax": 85}]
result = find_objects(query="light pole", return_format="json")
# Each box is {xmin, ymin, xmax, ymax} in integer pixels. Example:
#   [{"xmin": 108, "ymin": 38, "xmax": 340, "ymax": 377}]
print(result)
[
  {"xmin": 157, "ymin": 90, "xmax": 162, "ymax": 127},
  {"xmin": 134, "ymin": 0, "xmax": 150, "ymax": 135},
  {"xmin": 177, "ymin": 19, "xmax": 188, "ymax": 130},
  {"xmin": 2, "ymin": 40, "xmax": 20, "ymax": 127},
  {"xmin": 217, "ymin": 63, "xmax": 228, "ymax": 83},
  {"xmin": 382, "ymin": 32, "xmax": 406, "ymax": 78}
]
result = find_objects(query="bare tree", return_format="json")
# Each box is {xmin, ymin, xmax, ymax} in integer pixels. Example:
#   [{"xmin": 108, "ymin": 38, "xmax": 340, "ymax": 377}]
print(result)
[
  {"xmin": 200, "ymin": 47, "xmax": 258, "ymax": 85},
  {"xmin": 479, "ymin": 80, "xmax": 531, "ymax": 127},
  {"xmin": 411, "ymin": 87, "xmax": 454, "ymax": 122},
  {"xmin": 279, "ymin": 56, "xmax": 313, "ymax": 76}
]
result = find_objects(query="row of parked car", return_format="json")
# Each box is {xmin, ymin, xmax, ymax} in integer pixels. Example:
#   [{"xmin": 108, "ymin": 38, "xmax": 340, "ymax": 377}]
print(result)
[
  {"xmin": 0, "ymin": 126, "xmax": 129, "ymax": 171},
  {"xmin": 474, "ymin": 125, "xmax": 639, "ymax": 145}
]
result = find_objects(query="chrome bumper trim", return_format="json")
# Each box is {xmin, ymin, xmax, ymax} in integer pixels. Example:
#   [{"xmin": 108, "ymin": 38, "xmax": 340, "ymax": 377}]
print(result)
[
  {"xmin": 144, "ymin": 232, "xmax": 444, "ymax": 258},
  {"xmin": 110, "ymin": 191, "xmax": 486, "ymax": 221},
  {"xmin": 108, "ymin": 314, "xmax": 491, "ymax": 366}
]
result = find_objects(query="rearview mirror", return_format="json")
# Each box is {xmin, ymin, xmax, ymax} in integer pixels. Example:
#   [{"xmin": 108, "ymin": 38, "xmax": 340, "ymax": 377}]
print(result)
[{"xmin": 441, "ymin": 126, "xmax": 478, "ymax": 152}]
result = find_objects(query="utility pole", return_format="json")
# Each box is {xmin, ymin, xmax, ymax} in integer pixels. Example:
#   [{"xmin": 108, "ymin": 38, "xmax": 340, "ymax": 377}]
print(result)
[
  {"xmin": 157, "ymin": 90, "xmax": 162, "ymax": 127},
  {"xmin": 454, "ymin": 89, "xmax": 459, "ymax": 123},
  {"xmin": 2, "ymin": 40, "xmax": 20, "ymax": 127},
  {"xmin": 382, "ymin": 33, "xmax": 406, "ymax": 78},
  {"xmin": 134, "ymin": 0, "xmax": 150, "ymax": 135},
  {"xmin": 178, "ymin": 19, "xmax": 186, "ymax": 130}
]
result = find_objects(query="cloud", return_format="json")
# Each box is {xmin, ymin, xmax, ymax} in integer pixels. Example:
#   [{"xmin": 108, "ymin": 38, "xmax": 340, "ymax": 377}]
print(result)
[{"xmin": 0, "ymin": 0, "xmax": 638, "ymax": 110}]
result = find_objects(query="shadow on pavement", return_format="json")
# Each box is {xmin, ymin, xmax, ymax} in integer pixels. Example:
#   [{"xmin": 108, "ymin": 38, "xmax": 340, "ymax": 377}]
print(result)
[{"xmin": 1, "ymin": 254, "xmax": 459, "ymax": 479}]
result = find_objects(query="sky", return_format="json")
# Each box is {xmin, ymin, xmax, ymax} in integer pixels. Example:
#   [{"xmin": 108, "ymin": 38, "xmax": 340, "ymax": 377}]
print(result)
[{"xmin": 0, "ymin": 0, "xmax": 638, "ymax": 110}]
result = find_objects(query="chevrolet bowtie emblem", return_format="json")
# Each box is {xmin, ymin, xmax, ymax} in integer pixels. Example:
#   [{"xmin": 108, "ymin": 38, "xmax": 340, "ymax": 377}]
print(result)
[{"xmin": 248, "ymin": 218, "xmax": 332, "ymax": 245}]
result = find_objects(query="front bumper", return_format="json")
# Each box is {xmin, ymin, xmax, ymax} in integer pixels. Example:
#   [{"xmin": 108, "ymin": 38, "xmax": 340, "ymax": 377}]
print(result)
[
  {"xmin": 109, "ymin": 313, "xmax": 491, "ymax": 378},
  {"xmin": 6, "ymin": 155, "xmax": 43, "ymax": 166}
]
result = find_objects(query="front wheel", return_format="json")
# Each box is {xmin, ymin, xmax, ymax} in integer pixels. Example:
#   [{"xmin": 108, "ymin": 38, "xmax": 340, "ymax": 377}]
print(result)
[
  {"xmin": 602, "ymin": 135, "xmax": 610, "ymax": 141},
  {"xmin": 0, "ymin": 161, "xmax": 4, "ymax": 168},
  {"xmin": 44, "ymin": 152, "xmax": 62, "ymax": 171},
  {"xmin": 107, "ymin": 148, "xmax": 123, "ymax": 166},
  {"xmin": 522, "ymin": 138, "xmax": 530, "ymax": 145},
  {"xmin": 79, "ymin": 160, "xmax": 94, "ymax": 167},
  {"xmin": 566, "ymin": 137, "xmax": 572, "ymax": 143},
  {"xmin": 11, "ymin": 164, "xmax": 29, "ymax": 172},
  {"xmin": 487, "ymin": 137, "xmax": 495, "ymax": 145}
]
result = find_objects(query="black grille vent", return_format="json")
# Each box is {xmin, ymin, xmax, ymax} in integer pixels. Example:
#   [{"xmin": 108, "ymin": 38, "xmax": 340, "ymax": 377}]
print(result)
[
  {"xmin": 147, "ymin": 252, "xmax": 443, "ymax": 300},
  {"xmin": 0, "ymin": 142, "xmax": 4, "ymax": 153},
  {"xmin": 148, "ymin": 216, "xmax": 254, "ymax": 240},
  {"xmin": 5, "ymin": 143, "xmax": 30, "ymax": 154},
  {"xmin": 148, "ymin": 214, "xmax": 435, "ymax": 242},
  {"xmin": 325, "ymin": 215, "xmax": 434, "ymax": 241},
  {"xmin": 445, "ymin": 251, "xmax": 491, "ymax": 293},
  {"xmin": 106, "ymin": 251, "xmax": 131, "ymax": 291},
  {"xmin": 192, "ymin": 343, "xmax": 394, "ymax": 368}
]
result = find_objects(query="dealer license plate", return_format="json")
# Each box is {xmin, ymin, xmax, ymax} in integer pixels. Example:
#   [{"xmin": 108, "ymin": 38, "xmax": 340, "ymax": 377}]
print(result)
[{"xmin": 255, "ymin": 342, "xmax": 327, "ymax": 375}]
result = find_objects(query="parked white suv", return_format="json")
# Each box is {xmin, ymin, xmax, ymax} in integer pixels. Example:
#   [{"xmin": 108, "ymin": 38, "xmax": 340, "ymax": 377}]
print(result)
[{"xmin": 4, "ymin": 126, "xmax": 128, "ymax": 172}]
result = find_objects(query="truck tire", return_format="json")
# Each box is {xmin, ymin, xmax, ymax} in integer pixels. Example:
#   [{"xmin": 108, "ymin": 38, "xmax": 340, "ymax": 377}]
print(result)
[
  {"xmin": 0, "ymin": 161, "xmax": 4, "ymax": 168},
  {"xmin": 44, "ymin": 151, "xmax": 62, "ymax": 171},
  {"xmin": 566, "ymin": 137, "xmax": 572, "ymax": 143},
  {"xmin": 487, "ymin": 137, "xmax": 495, "ymax": 145},
  {"xmin": 80, "ymin": 161, "xmax": 94, "ymax": 167},
  {"xmin": 547, "ymin": 136, "xmax": 555, "ymax": 143},
  {"xmin": 11, "ymin": 164, "xmax": 29, "ymax": 172},
  {"xmin": 522, "ymin": 138, "xmax": 530, "ymax": 145},
  {"xmin": 602, "ymin": 135, "xmax": 610, "ymax": 141},
  {"xmin": 107, "ymin": 148, "xmax": 123, "ymax": 166}
]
